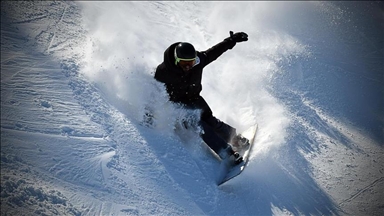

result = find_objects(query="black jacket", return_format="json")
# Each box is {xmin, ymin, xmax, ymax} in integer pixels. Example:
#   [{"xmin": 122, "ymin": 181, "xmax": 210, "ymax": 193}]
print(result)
[{"xmin": 155, "ymin": 39, "xmax": 236, "ymax": 104}]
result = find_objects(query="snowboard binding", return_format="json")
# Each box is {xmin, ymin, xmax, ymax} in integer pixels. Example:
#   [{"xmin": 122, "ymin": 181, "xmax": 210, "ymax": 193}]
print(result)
[
  {"xmin": 220, "ymin": 146, "xmax": 243, "ymax": 165},
  {"xmin": 232, "ymin": 152, "xmax": 243, "ymax": 165},
  {"xmin": 231, "ymin": 134, "xmax": 250, "ymax": 151}
]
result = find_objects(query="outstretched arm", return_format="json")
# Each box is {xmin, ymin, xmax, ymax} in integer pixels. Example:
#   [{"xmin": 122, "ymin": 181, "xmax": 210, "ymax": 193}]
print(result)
[{"xmin": 201, "ymin": 31, "xmax": 248, "ymax": 66}]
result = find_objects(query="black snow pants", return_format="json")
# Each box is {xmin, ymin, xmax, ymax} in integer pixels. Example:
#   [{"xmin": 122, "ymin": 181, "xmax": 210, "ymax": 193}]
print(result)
[{"xmin": 182, "ymin": 96, "xmax": 237, "ymax": 156}]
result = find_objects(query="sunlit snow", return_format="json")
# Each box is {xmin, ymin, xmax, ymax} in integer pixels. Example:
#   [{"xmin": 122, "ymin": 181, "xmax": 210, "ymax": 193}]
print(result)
[{"xmin": 1, "ymin": 1, "xmax": 383, "ymax": 215}]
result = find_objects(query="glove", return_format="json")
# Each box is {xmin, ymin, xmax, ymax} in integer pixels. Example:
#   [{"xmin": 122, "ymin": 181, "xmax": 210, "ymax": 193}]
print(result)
[
  {"xmin": 224, "ymin": 31, "xmax": 248, "ymax": 49},
  {"xmin": 229, "ymin": 31, "xmax": 248, "ymax": 42}
]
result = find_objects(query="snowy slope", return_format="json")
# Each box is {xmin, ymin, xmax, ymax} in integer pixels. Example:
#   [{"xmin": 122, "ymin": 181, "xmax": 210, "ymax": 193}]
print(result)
[{"xmin": 1, "ymin": 1, "xmax": 383, "ymax": 216}]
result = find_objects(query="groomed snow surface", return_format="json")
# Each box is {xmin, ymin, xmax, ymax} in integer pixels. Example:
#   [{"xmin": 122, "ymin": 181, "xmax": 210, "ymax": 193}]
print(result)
[{"xmin": 1, "ymin": 1, "xmax": 383, "ymax": 215}]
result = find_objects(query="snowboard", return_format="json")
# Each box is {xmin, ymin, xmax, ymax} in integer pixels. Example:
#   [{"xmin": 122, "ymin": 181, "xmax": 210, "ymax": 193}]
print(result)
[{"xmin": 217, "ymin": 124, "xmax": 258, "ymax": 186}]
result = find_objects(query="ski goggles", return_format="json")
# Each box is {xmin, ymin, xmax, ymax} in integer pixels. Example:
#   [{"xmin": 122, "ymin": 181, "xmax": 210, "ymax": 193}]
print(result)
[
  {"xmin": 177, "ymin": 59, "xmax": 196, "ymax": 69},
  {"xmin": 175, "ymin": 56, "xmax": 196, "ymax": 66},
  {"xmin": 174, "ymin": 51, "xmax": 196, "ymax": 66}
]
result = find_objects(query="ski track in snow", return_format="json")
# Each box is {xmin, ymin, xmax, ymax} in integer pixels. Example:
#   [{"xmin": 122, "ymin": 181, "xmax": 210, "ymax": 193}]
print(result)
[{"xmin": 1, "ymin": 1, "xmax": 383, "ymax": 216}]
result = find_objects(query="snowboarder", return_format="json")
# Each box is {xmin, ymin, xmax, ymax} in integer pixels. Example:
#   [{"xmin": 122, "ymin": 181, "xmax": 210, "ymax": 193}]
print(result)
[{"xmin": 154, "ymin": 31, "xmax": 249, "ymax": 164}]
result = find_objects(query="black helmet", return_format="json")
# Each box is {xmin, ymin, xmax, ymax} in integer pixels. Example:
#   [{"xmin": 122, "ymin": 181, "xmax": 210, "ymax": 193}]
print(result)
[{"xmin": 174, "ymin": 42, "xmax": 196, "ymax": 63}]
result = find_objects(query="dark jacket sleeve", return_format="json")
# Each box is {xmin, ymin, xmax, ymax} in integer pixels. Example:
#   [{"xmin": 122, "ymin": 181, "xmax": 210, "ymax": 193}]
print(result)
[{"xmin": 200, "ymin": 38, "xmax": 236, "ymax": 67}]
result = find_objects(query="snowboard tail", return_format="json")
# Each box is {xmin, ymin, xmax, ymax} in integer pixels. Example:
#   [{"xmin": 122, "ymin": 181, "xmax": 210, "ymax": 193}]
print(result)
[{"xmin": 217, "ymin": 124, "xmax": 258, "ymax": 185}]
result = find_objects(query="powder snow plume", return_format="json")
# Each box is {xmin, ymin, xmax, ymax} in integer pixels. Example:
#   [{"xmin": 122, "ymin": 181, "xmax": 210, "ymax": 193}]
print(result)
[{"xmin": 79, "ymin": 2, "xmax": 308, "ymax": 157}]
